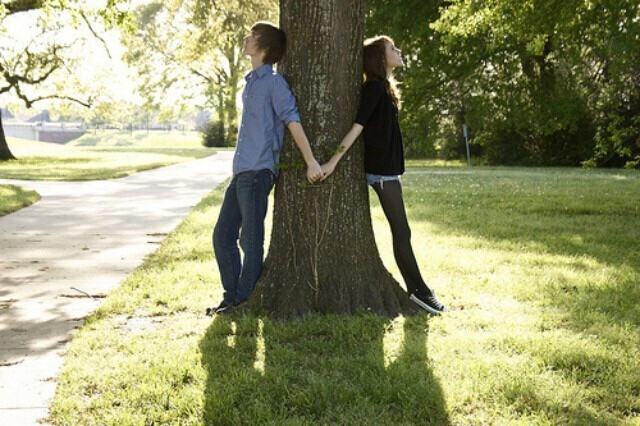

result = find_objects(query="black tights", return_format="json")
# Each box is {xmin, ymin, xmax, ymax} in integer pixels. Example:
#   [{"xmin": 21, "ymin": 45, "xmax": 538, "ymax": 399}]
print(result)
[{"xmin": 371, "ymin": 179, "xmax": 431, "ymax": 295}]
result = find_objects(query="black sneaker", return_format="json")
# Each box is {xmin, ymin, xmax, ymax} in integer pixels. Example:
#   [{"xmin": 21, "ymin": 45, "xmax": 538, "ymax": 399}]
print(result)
[
  {"xmin": 410, "ymin": 290, "xmax": 448, "ymax": 315},
  {"xmin": 205, "ymin": 300, "xmax": 236, "ymax": 316}
]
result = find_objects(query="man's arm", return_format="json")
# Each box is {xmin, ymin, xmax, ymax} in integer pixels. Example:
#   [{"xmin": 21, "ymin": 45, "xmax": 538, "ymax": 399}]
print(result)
[
  {"xmin": 287, "ymin": 121, "xmax": 324, "ymax": 183},
  {"xmin": 271, "ymin": 75, "xmax": 323, "ymax": 183}
]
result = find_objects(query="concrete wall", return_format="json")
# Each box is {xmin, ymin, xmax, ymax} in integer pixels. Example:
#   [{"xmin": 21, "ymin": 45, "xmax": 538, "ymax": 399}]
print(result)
[
  {"xmin": 4, "ymin": 124, "xmax": 35, "ymax": 140},
  {"xmin": 4, "ymin": 123, "xmax": 86, "ymax": 144}
]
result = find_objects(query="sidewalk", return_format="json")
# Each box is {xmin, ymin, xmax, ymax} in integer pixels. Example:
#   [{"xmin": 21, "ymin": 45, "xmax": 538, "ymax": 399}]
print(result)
[{"xmin": 0, "ymin": 152, "xmax": 233, "ymax": 425}]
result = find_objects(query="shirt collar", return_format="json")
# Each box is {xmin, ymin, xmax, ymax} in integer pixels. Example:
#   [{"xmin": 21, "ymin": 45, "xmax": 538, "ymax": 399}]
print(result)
[{"xmin": 245, "ymin": 63, "xmax": 273, "ymax": 82}]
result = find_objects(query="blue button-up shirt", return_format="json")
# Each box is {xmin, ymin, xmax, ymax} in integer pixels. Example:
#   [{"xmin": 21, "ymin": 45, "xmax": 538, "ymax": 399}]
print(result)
[{"xmin": 232, "ymin": 63, "xmax": 301, "ymax": 175}]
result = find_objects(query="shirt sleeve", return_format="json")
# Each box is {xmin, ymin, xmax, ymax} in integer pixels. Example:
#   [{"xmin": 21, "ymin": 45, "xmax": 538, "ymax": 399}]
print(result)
[
  {"xmin": 271, "ymin": 75, "xmax": 301, "ymax": 125},
  {"xmin": 354, "ymin": 80, "xmax": 385, "ymax": 126}
]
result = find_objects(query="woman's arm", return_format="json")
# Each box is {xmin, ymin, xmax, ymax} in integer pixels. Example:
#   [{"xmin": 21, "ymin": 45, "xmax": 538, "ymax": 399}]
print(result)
[{"xmin": 320, "ymin": 123, "xmax": 363, "ymax": 180}]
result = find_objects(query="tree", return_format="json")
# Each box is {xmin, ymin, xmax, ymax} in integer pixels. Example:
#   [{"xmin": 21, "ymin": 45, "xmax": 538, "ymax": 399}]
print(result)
[
  {"xmin": 365, "ymin": 0, "xmax": 450, "ymax": 159},
  {"xmin": 123, "ymin": 0, "xmax": 277, "ymax": 146},
  {"xmin": 245, "ymin": 0, "xmax": 415, "ymax": 318},
  {"xmin": 0, "ymin": 0, "xmax": 131, "ymax": 160},
  {"xmin": 366, "ymin": 0, "xmax": 640, "ymax": 167},
  {"xmin": 0, "ymin": 108, "xmax": 13, "ymax": 159}
]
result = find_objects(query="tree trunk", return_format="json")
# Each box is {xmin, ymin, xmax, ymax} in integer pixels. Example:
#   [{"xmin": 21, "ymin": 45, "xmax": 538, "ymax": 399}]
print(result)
[
  {"xmin": 226, "ymin": 46, "xmax": 241, "ymax": 144},
  {"xmin": 246, "ymin": 0, "xmax": 415, "ymax": 318},
  {"xmin": 215, "ymin": 87, "xmax": 227, "ymax": 146},
  {"xmin": 0, "ymin": 110, "xmax": 17, "ymax": 161}
]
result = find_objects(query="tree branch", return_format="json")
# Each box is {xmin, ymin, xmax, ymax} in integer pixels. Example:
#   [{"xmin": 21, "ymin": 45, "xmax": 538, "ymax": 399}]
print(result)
[
  {"xmin": 12, "ymin": 81, "xmax": 36, "ymax": 108},
  {"xmin": 29, "ymin": 94, "xmax": 92, "ymax": 108},
  {"xmin": 79, "ymin": 9, "xmax": 112, "ymax": 59},
  {"xmin": 19, "ymin": 56, "xmax": 61, "ymax": 85},
  {"xmin": 189, "ymin": 67, "xmax": 214, "ymax": 83}
]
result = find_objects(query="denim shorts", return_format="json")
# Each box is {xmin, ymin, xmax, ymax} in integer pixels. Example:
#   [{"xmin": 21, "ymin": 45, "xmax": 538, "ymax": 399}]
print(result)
[{"xmin": 365, "ymin": 173, "xmax": 400, "ymax": 188}]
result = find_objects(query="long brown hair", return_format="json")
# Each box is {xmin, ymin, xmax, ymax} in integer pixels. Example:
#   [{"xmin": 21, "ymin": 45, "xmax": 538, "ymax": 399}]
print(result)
[{"xmin": 363, "ymin": 35, "xmax": 401, "ymax": 107}]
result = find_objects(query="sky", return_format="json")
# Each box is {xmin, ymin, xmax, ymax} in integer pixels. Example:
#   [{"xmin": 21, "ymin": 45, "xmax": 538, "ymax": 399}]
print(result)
[
  {"xmin": 0, "ymin": 1, "xmax": 239, "ymax": 120},
  {"xmin": 0, "ymin": 4, "xmax": 145, "ymax": 114}
]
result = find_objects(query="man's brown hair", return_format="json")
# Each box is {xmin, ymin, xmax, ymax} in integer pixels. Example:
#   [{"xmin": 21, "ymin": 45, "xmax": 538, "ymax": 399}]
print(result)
[{"xmin": 251, "ymin": 21, "xmax": 287, "ymax": 64}]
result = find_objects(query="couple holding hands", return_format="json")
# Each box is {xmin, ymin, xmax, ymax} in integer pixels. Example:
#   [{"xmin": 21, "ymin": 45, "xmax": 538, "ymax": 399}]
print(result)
[{"xmin": 206, "ymin": 21, "xmax": 447, "ymax": 316}]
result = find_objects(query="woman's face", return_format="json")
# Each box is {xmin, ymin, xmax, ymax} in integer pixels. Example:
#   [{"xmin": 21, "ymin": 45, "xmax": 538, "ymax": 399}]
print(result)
[{"xmin": 385, "ymin": 42, "xmax": 403, "ymax": 69}]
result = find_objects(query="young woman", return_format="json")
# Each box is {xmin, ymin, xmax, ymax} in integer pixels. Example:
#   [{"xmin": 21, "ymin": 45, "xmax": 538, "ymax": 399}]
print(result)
[{"xmin": 321, "ymin": 35, "xmax": 447, "ymax": 314}]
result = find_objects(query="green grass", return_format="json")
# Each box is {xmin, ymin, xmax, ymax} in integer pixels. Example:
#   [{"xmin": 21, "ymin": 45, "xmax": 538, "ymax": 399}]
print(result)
[
  {"xmin": 49, "ymin": 165, "xmax": 640, "ymax": 425},
  {"xmin": 0, "ymin": 184, "xmax": 40, "ymax": 216},
  {"xmin": 0, "ymin": 131, "xmax": 220, "ymax": 180}
]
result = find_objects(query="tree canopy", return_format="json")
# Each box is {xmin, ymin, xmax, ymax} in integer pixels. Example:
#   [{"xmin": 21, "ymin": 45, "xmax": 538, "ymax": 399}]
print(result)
[
  {"xmin": 122, "ymin": 0, "xmax": 277, "ymax": 145},
  {"xmin": 0, "ymin": 0, "xmax": 132, "ymax": 159},
  {"xmin": 367, "ymin": 0, "xmax": 640, "ymax": 167}
]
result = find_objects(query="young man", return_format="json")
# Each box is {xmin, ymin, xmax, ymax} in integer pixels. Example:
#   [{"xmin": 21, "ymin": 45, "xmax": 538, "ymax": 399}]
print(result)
[{"xmin": 207, "ymin": 21, "xmax": 323, "ymax": 315}]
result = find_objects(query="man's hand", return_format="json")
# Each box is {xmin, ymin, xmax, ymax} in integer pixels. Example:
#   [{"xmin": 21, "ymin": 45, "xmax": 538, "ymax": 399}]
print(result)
[
  {"xmin": 320, "ymin": 161, "xmax": 336, "ymax": 181},
  {"xmin": 306, "ymin": 159, "xmax": 324, "ymax": 183}
]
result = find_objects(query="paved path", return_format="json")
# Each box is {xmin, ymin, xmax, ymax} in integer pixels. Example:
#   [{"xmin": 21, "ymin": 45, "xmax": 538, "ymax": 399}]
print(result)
[{"xmin": 0, "ymin": 152, "xmax": 233, "ymax": 425}]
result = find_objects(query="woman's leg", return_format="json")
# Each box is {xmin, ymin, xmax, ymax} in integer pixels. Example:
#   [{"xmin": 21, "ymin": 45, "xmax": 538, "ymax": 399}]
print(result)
[{"xmin": 371, "ymin": 179, "xmax": 432, "ymax": 296}]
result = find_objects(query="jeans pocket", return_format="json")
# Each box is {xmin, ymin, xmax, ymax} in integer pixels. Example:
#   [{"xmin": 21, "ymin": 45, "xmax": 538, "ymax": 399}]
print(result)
[
  {"xmin": 266, "ymin": 170, "xmax": 275, "ymax": 188},
  {"xmin": 260, "ymin": 169, "xmax": 275, "ymax": 191}
]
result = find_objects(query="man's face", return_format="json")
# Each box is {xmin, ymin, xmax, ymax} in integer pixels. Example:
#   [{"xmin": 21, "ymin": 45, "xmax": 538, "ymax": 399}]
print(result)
[{"xmin": 242, "ymin": 31, "xmax": 260, "ymax": 56}]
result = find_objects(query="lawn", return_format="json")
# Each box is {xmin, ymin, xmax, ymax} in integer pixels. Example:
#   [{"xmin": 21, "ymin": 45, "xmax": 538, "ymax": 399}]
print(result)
[
  {"xmin": 0, "ymin": 131, "xmax": 219, "ymax": 180},
  {"xmin": 0, "ymin": 184, "xmax": 40, "ymax": 216},
  {"xmin": 49, "ymin": 164, "xmax": 640, "ymax": 425}
]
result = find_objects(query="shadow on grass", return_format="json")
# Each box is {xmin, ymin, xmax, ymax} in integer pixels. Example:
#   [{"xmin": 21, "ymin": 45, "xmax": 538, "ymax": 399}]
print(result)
[{"xmin": 200, "ymin": 313, "xmax": 449, "ymax": 425}]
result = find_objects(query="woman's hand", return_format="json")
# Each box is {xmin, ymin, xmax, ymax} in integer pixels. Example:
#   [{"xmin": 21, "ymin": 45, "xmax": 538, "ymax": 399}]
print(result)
[
  {"xmin": 320, "ymin": 160, "xmax": 337, "ymax": 181},
  {"xmin": 320, "ymin": 123, "xmax": 363, "ymax": 181}
]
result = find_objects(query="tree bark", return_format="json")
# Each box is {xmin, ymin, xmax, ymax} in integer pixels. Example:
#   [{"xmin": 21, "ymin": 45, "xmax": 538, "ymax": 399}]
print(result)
[
  {"xmin": 215, "ymin": 87, "xmax": 227, "ymax": 146},
  {"xmin": 246, "ymin": 0, "xmax": 415, "ymax": 318},
  {"xmin": 0, "ymin": 110, "xmax": 17, "ymax": 161},
  {"xmin": 226, "ymin": 46, "xmax": 241, "ymax": 144}
]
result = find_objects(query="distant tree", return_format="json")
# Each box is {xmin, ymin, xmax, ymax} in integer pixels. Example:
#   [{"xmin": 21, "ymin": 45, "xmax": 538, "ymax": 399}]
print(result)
[
  {"xmin": 366, "ymin": 0, "xmax": 640, "ymax": 166},
  {"xmin": 123, "ymin": 0, "xmax": 277, "ymax": 147},
  {"xmin": 0, "ymin": 0, "xmax": 131, "ymax": 160}
]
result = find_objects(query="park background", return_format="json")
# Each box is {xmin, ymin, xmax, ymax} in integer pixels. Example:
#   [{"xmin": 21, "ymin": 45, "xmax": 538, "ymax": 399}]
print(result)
[
  {"xmin": 2, "ymin": 0, "xmax": 639, "ymax": 168},
  {"xmin": 1, "ymin": 0, "xmax": 639, "ymax": 425}
]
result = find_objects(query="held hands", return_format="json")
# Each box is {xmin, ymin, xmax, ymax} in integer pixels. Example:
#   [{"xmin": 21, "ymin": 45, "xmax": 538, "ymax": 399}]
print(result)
[
  {"xmin": 306, "ymin": 159, "xmax": 325, "ymax": 184},
  {"xmin": 319, "ymin": 160, "xmax": 336, "ymax": 181}
]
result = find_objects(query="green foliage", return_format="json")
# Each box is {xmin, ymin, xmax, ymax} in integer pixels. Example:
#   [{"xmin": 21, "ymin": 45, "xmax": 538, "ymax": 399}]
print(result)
[
  {"xmin": 122, "ymin": 0, "xmax": 277, "ymax": 146},
  {"xmin": 200, "ymin": 121, "xmax": 232, "ymax": 148},
  {"xmin": 0, "ymin": 0, "xmax": 134, "ymax": 107},
  {"xmin": 366, "ymin": 0, "xmax": 640, "ymax": 167}
]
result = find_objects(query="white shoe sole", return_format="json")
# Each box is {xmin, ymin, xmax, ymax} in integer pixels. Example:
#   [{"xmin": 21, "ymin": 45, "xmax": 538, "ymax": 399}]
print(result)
[{"xmin": 410, "ymin": 294, "xmax": 443, "ymax": 315}]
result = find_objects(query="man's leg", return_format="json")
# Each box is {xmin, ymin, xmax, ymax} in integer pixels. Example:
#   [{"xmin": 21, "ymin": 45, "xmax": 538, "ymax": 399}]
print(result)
[
  {"xmin": 235, "ymin": 169, "xmax": 274, "ymax": 303},
  {"xmin": 213, "ymin": 176, "xmax": 242, "ymax": 304}
]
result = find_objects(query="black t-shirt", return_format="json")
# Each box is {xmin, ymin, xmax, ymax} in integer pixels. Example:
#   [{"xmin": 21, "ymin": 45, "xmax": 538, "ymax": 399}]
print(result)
[{"xmin": 354, "ymin": 79, "xmax": 404, "ymax": 176}]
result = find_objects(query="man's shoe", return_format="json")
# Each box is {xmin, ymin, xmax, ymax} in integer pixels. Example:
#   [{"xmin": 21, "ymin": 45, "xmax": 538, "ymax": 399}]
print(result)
[
  {"xmin": 410, "ymin": 290, "xmax": 448, "ymax": 315},
  {"xmin": 205, "ymin": 300, "xmax": 236, "ymax": 316}
]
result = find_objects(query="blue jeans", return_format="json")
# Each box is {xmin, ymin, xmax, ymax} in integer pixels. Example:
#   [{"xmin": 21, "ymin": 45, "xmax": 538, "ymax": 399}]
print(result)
[
  {"xmin": 213, "ymin": 169, "xmax": 275, "ymax": 304},
  {"xmin": 365, "ymin": 173, "xmax": 401, "ymax": 187}
]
